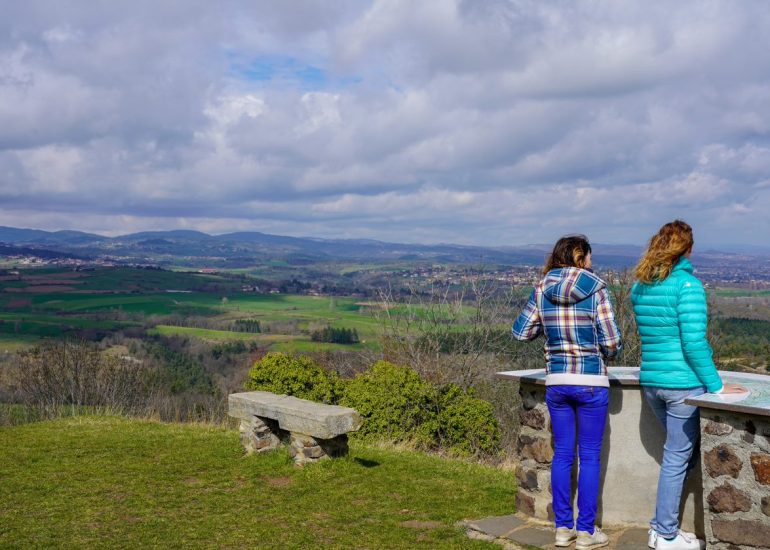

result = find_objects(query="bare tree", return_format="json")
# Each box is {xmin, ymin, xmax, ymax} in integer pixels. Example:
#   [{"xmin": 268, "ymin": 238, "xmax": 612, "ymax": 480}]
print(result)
[
  {"xmin": 604, "ymin": 269, "xmax": 641, "ymax": 367},
  {"xmin": 16, "ymin": 340, "xmax": 154, "ymax": 417},
  {"xmin": 375, "ymin": 274, "xmax": 522, "ymax": 389}
]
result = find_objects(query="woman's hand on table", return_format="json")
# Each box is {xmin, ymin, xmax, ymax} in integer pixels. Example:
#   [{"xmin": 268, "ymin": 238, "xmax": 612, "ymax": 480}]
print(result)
[{"xmin": 720, "ymin": 383, "xmax": 748, "ymax": 394}]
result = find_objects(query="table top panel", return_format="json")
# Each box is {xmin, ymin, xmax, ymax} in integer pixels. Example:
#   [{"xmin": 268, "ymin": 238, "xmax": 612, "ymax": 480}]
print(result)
[{"xmin": 496, "ymin": 367, "xmax": 770, "ymax": 417}]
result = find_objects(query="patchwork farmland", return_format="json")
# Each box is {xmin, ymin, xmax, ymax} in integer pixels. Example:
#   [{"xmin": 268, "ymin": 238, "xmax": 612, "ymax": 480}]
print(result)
[{"xmin": 0, "ymin": 267, "xmax": 382, "ymax": 353}]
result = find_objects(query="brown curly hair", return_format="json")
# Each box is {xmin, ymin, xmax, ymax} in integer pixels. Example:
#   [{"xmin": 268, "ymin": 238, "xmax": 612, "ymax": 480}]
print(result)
[{"xmin": 635, "ymin": 220, "xmax": 694, "ymax": 284}]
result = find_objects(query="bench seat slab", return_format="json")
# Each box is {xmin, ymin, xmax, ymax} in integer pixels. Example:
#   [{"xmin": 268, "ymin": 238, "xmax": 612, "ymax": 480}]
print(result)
[{"xmin": 229, "ymin": 391, "xmax": 362, "ymax": 440}]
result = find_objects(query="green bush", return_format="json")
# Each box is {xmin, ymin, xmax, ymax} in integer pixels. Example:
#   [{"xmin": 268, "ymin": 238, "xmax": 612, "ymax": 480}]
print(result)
[
  {"xmin": 436, "ymin": 384, "xmax": 500, "ymax": 457},
  {"xmin": 340, "ymin": 360, "xmax": 437, "ymax": 446},
  {"xmin": 244, "ymin": 352, "xmax": 342, "ymax": 404},
  {"xmin": 244, "ymin": 354, "xmax": 501, "ymax": 458}
]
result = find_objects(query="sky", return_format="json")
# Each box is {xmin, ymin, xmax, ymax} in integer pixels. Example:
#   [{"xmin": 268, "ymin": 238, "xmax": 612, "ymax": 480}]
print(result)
[{"xmin": 1, "ymin": 0, "xmax": 770, "ymax": 248}]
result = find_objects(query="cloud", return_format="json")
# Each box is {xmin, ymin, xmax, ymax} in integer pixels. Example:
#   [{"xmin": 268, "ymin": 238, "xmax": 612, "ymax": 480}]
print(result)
[{"xmin": 0, "ymin": 1, "xmax": 769, "ymax": 246}]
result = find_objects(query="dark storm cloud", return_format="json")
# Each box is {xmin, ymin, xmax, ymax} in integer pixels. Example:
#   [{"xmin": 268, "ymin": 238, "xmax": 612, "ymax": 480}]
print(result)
[{"xmin": 1, "ymin": 0, "xmax": 769, "ymax": 246}]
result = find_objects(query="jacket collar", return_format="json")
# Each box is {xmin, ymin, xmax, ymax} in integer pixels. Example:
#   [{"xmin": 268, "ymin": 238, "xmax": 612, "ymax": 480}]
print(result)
[{"xmin": 672, "ymin": 256, "xmax": 693, "ymax": 274}]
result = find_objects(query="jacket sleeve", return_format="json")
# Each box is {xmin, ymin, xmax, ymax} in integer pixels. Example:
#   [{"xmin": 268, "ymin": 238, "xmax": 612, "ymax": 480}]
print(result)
[
  {"xmin": 595, "ymin": 288, "xmax": 622, "ymax": 359},
  {"xmin": 512, "ymin": 288, "xmax": 542, "ymax": 341},
  {"xmin": 677, "ymin": 278, "xmax": 724, "ymax": 393}
]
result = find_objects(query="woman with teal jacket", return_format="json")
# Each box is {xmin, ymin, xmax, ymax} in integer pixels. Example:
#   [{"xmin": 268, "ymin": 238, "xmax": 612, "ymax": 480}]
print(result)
[{"xmin": 631, "ymin": 220, "xmax": 744, "ymax": 550}]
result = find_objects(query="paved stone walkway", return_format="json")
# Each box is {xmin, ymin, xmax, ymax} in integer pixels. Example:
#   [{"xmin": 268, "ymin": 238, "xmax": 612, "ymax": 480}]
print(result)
[{"xmin": 462, "ymin": 514, "xmax": 651, "ymax": 550}]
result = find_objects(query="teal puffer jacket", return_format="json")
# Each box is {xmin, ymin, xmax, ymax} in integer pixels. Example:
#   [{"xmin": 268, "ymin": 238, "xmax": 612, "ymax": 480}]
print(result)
[{"xmin": 631, "ymin": 257, "xmax": 723, "ymax": 392}]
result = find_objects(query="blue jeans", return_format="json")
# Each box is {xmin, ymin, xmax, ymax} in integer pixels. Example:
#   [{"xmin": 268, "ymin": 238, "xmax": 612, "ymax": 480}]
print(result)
[
  {"xmin": 643, "ymin": 386, "xmax": 705, "ymax": 538},
  {"xmin": 545, "ymin": 385, "xmax": 609, "ymax": 534}
]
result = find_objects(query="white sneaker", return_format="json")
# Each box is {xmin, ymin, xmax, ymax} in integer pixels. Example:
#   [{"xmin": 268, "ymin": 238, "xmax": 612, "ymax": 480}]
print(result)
[
  {"xmin": 576, "ymin": 526, "xmax": 609, "ymax": 550},
  {"xmin": 555, "ymin": 527, "xmax": 577, "ymax": 547},
  {"xmin": 648, "ymin": 528, "xmax": 657, "ymax": 548},
  {"xmin": 655, "ymin": 530, "xmax": 705, "ymax": 550}
]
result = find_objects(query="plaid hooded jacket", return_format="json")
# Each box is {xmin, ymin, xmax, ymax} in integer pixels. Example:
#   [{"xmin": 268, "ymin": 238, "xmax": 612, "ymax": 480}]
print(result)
[{"xmin": 512, "ymin": 267, "xmax": 622, "ymax": 386}]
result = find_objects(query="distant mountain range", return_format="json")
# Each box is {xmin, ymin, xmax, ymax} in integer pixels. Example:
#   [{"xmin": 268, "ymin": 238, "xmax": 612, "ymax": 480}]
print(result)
[{"xmin": 0, "ymin": 225, "xmax": 766, "ymax": 269}]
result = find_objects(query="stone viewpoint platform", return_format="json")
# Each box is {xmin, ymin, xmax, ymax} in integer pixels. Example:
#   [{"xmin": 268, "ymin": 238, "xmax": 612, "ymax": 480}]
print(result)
[{"xmin": 496, "ymin": 367, "xmax": 770, "ymax": 550}]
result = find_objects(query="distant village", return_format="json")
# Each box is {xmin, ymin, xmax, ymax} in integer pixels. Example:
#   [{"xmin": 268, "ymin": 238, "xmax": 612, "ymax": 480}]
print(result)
[{"xmin": 2, "ymin": 251, "xmax": 770, "ymax": 291}]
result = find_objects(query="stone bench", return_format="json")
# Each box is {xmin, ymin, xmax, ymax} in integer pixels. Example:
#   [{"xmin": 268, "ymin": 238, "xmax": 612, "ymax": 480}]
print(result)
[{"xmin": 228, "ymin": 391, "xmax": 362, "ymax": 465}]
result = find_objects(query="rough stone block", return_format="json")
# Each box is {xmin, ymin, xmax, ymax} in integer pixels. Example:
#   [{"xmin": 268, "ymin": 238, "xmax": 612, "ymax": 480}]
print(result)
[
  {"xmin": 520, "ymin": 408, "xmax": 546, "ymax": 430},
  {"xmin": 520, "ymin": 387, "xmax": 544, "ymax": 411},
  {"xmin": 515, "ymin": 491, "xmax": 535, "ymax": 516},
  {"xmin": 239, "ymin": 418, "xmax": 280, "ymax": 454},
  {"xmin": 288, "ymin": 432, "xmax": 350, "ymax": 465},
  {"xmin": 302, "ymin": 446, "xmax": 326, "ymax": 459},
  {"xmin": 537, "ymin": 469, "xmax": 551, "ymax": 494},
  {"xmin": 706, "ymin": 482, "xmax": 752, "ymax": 513},
  {"xmin": 705, "ymin": 419, "xmax": 734, "ymax": 437},
  {"xmin": 291, "ymin": 433, "xmax": 316, "ymax": 448},
  {"xmin": 750, "ymin": 452, "xmax": 770, "ymax": 485},
  {"xmin": 704, "ymin": 444, "xmax": 742, "ymax": 479},
  {"xmin": 517, "ymin": 434, "xmax": 553, "ymax": 464},
  {"xmin": 229, "ymin": 391, "xmax": 362, "ymax": 439},
  {"xmin": 711, "ymin": 519, "xmax": 770, "ymax": 548},
  {"xmin": 515, "ymin": 467, "xmax": 538, "ymax": 491}
]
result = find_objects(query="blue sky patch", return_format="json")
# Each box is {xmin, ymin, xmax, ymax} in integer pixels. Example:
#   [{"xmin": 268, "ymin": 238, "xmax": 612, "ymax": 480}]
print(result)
[{"xmin": 227, "ymin": 52, "xmax": 360, "ymax": 90}]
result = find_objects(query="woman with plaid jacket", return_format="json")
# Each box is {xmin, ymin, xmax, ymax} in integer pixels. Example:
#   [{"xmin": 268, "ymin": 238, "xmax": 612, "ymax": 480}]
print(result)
[{"xmin": 513, "ymin": 235, "xmax": 622, "ymax": 550}]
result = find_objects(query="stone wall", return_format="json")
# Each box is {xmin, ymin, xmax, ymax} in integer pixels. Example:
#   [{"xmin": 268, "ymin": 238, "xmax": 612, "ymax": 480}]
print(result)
[
  {"xmin": 514, "ymin": 383, "xmax": 554, "ymax": 521},
  {"xmin": 700, "ymin": 410, "xmax": 770, "ymax": 549}
]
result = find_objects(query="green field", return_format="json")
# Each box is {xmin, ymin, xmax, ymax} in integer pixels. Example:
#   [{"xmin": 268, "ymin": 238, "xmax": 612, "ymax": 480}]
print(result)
[
  {"xmin": 0, "ymin": 333, "xmax": 41, "ymax": 350},
  {"xmin": 0, "ymin": 267, "xmax": 386, "ymax": 352},
  {"xmin": 0, "ymin": 416, "xmax": 516, "ymax": 548},
  {"xmin": 713, "ymin": 288, "xmax": 770, "ymax": 297},
  {"xmin": 3, "ymin": 266, "xmax": 770, "ymax": 360}
]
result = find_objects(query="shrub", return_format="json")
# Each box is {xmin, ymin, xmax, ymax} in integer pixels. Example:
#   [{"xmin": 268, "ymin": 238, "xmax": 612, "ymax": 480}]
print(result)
[
  {"xmin": 340, "ymin": 361, "xmax": 500, "ymax": 457},
  {"xmin": 436, "ymin": 384, "xmax": 500, "ymax": 457},
  {"xmin": 244, "ymin": 352, "xmax": 342, "ymax": 404},
  {"xmin": 340, "ymin": 360, "xmax": 437, "ymax": 446}
]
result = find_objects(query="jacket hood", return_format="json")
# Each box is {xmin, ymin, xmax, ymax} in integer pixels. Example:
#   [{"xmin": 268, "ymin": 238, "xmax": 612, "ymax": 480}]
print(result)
[{"xmin": 543, "ymin": 267, "xmax": 606, "ymax": 305}]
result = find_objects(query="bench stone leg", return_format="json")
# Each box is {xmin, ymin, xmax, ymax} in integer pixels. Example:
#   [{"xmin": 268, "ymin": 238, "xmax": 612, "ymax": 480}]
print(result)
[
  {"xmin": 239, "ymin": 416, "xmax": 281, "ymax": 453},
  {"xmin": 289, "ymin": 433, "xmax": 350, "ymax": 466}
]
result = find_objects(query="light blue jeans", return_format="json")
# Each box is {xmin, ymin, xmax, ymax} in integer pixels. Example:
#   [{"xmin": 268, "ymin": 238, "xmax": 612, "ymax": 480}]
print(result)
[
  {"xmin": 643, "ymin": 386, "xmax": 705, "ymax": 539},
  {"xmin": 546, "ymin": 385, "xmax": 609, "ymax": 534}
]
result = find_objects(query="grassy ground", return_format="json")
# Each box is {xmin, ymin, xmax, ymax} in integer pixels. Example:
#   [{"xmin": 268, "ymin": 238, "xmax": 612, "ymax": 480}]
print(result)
[
  {"xmin": 0, "ymin": 416, "xmax": 516, "ymax": 549},
  {"xmin": 0, "ymin": 333, "xmax": 41, "ymax": 350}
]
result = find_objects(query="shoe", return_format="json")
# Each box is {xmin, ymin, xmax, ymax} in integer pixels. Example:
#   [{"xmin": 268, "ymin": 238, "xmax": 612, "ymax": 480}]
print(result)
[
  {"xmin": 576, "ymin": 526, "xmax": 609, "ymax": 550},
  {"xmin": 648, "ymin": 528, "xmax": 657, "ymax": 548},
  {"xmin": 654, "ymin": 530, "xmax": 705, "ymax": 550},
  {"xmin": 555, "ymin": 527, "xmax": 577, "ymax": 547}
]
